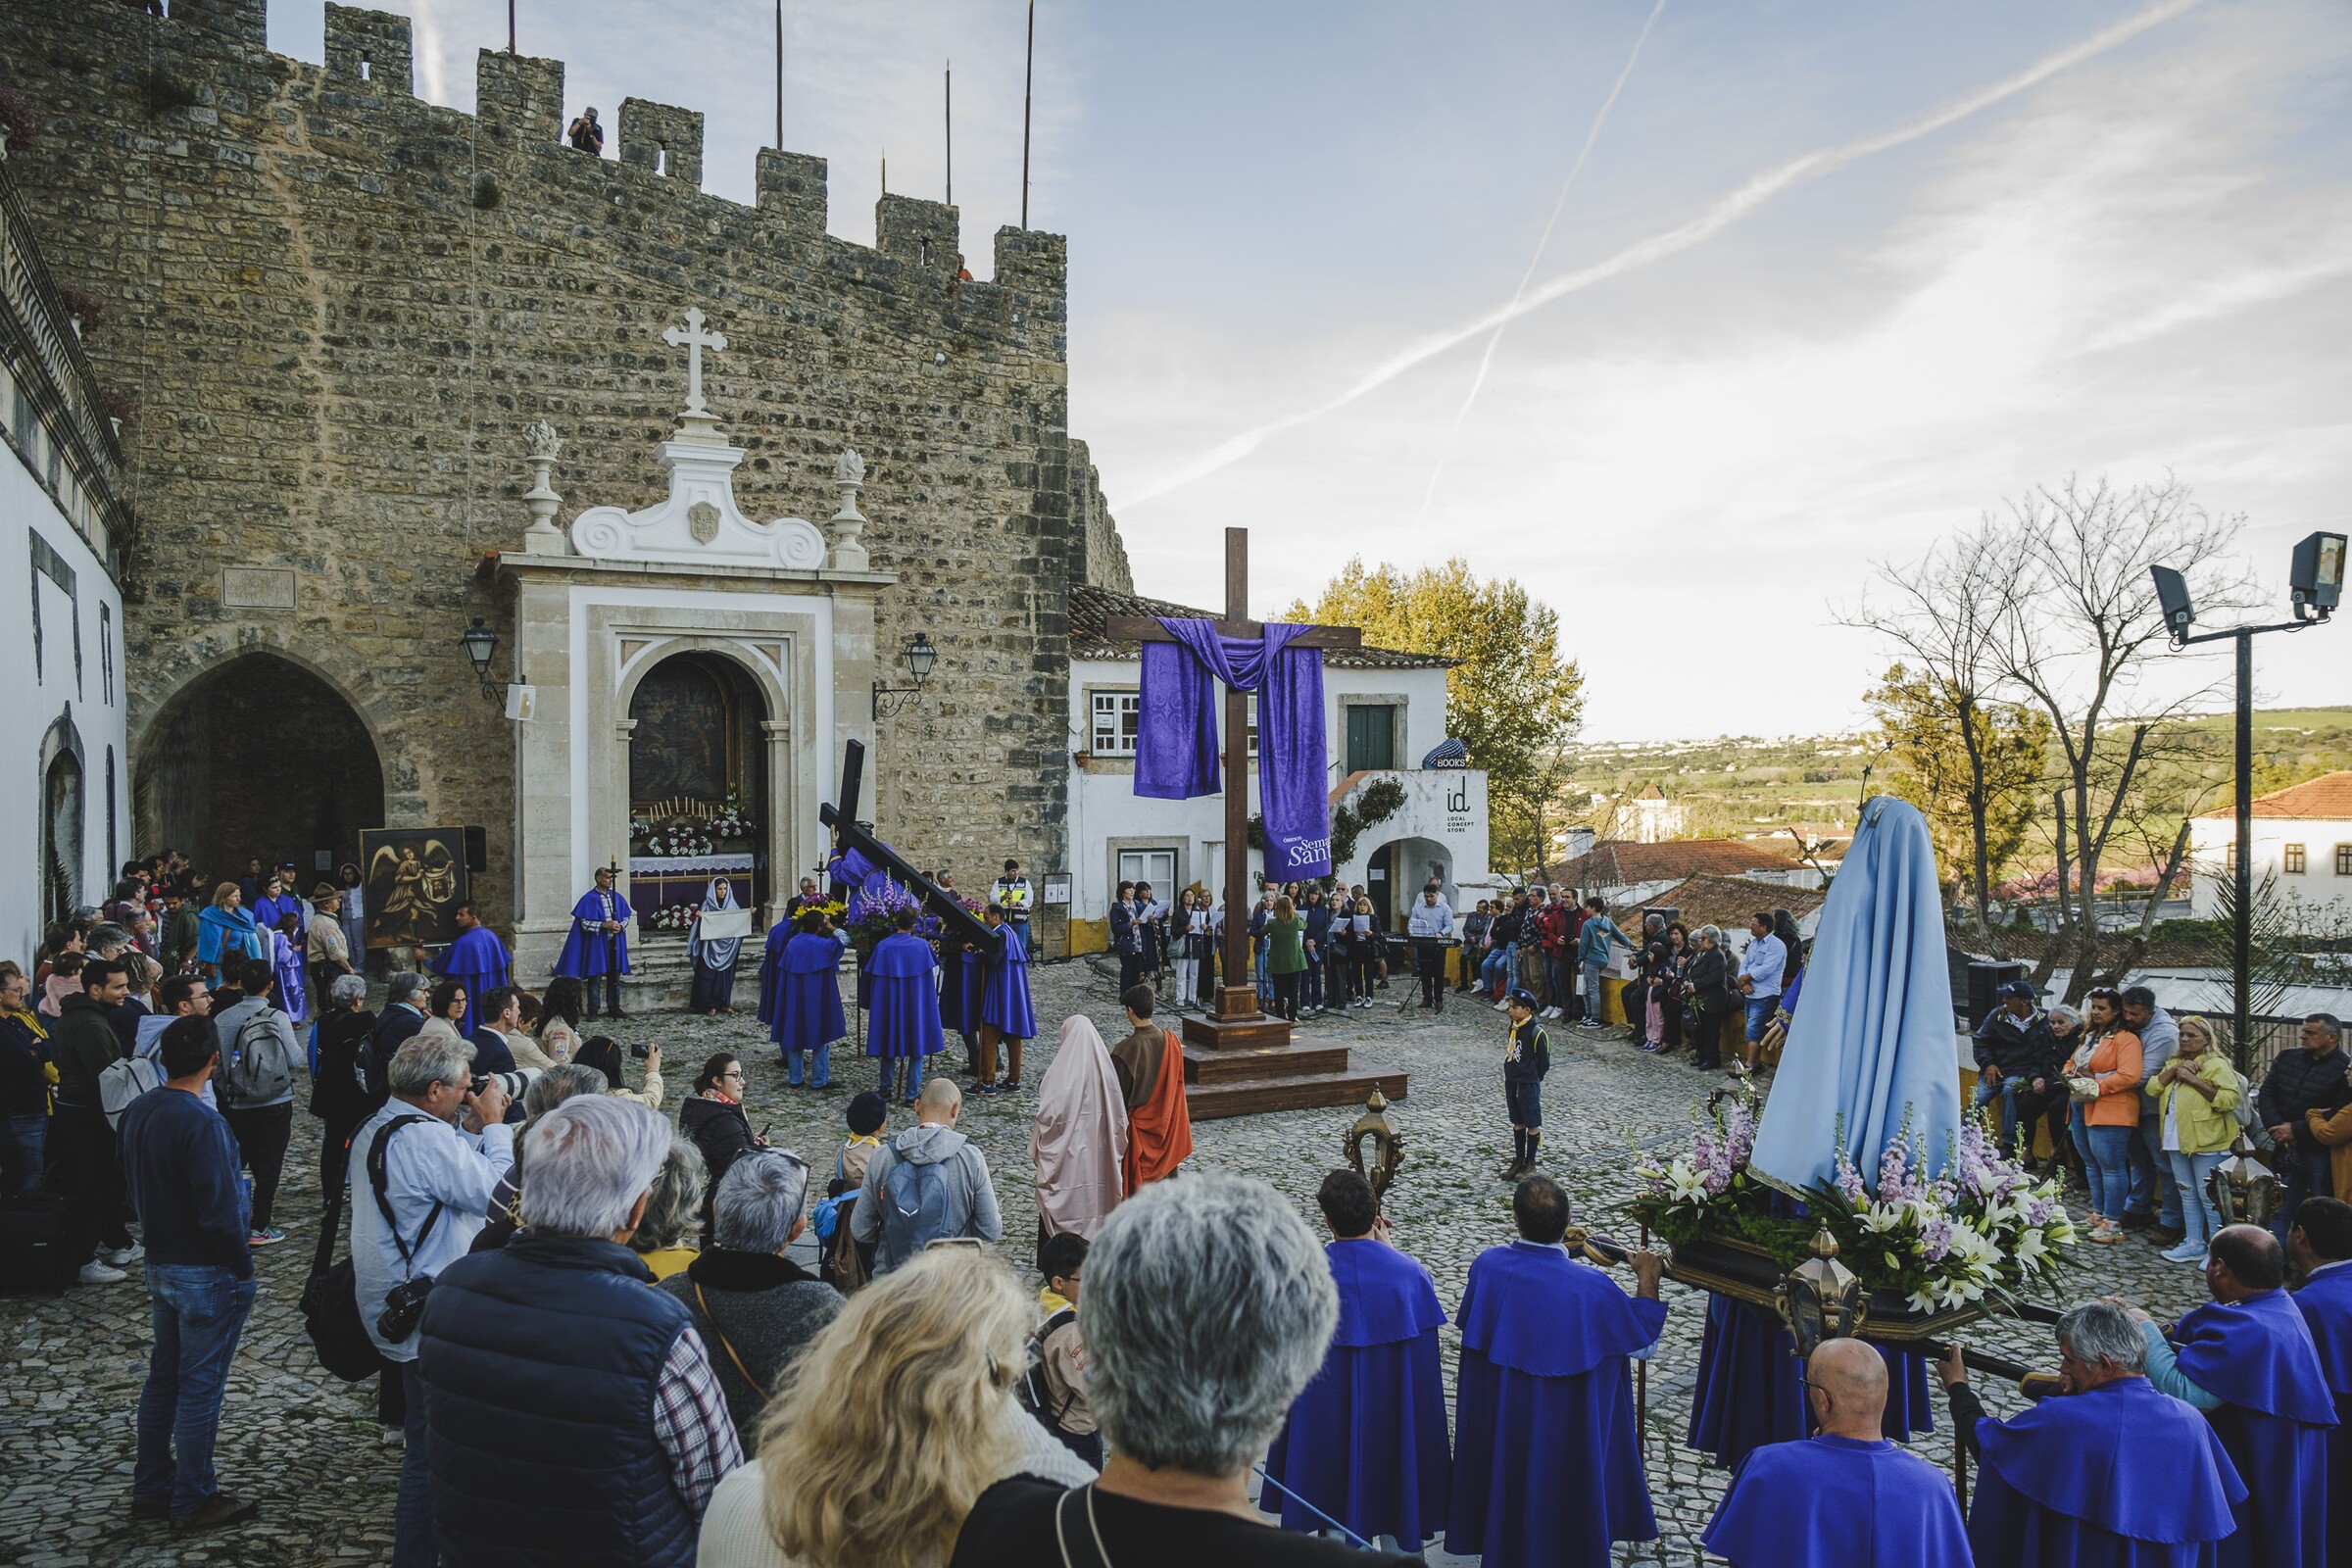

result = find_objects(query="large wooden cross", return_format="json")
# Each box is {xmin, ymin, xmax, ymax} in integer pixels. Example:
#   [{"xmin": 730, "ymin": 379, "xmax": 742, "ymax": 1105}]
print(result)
[
  {"xmin": 1102, "ymin": 526, "xmax": 1362, "ymax": 1026},
  {"xmin": 818, "ymin": 738, "xmax": 999, "ymax": 956}
]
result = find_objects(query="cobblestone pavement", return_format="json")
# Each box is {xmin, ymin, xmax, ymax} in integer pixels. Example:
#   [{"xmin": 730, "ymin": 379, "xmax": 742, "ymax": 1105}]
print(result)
[{"xmin": 2, "ymin": 960, "xmax": 2214, "ymax": 1566}]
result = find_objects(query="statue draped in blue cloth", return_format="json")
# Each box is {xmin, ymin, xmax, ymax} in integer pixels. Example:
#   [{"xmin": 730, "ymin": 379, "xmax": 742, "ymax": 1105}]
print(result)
[
  {"xmin": 2288, "ymin": 1202, "xmax": 2352, "ymax": 1568},
  {"xmin": 1949, "ymin": 1300, "xmax": 2243, "ymax": 1567},
  {"xmin": 2139, "ymin": 1226, "xmax": 2337, "ymax": 1568},
  {"xmin": 430, "ymin": 903, "xmax": 509, "ymax": 1036},
  {"xmin": 554, "ymin": 866, "xmax": 632, "ymax": 1019},
  {"xmin": 863, "ymin": 908, "xmax": 944, "ymax": 1103},
  {"xmin": 1702, "ymin": 1339, "xmax": 1969, "ymax": 1568},
  {"xmin": 974, "ymin": 907, "xmax": 1036, "ymax": 1095},
  {"xmin": 1446, "ymin": 1176, "xmax": 1667, "ymax": 1568},
  {"xmin": 761, "ymin": 909, "xmax": 846, "ymax": 1090},
  {"xmin": 1260, "ymin": 1172, "xmax": 1450, "ymax": 1550}
]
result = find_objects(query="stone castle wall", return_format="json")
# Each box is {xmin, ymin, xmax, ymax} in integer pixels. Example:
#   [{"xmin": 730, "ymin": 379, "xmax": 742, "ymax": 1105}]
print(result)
[{"xmin": 0, "ymin": 0, "xmax": 1133, "ymax": 921}]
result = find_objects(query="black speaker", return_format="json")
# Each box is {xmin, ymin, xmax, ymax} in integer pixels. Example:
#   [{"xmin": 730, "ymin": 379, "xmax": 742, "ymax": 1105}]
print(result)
[
  {"xmin": 1966, "ymin": 960, "xmax": 2028, "ymax": 1030},
  {"xmin": 464, "ymin": 826, "xmax": 487, "ymax": 873}
]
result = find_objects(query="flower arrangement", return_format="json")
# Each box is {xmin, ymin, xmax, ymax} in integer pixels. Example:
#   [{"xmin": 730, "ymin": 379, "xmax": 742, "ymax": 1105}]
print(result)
[
  {"xmin": 1633, "ymin": 1081, "xmax": 2077, "ymax": 1315},
  {"xmin": 640, "ymin": 827, "xmax": 716, "ymax": 858},
  {"xmin": 707, "ymin": 799, "xmax": 757, "ymax": 840},
  {"xmin": 630, "ymin": 818, "xmax": 652, "ymax": 842},
  {"xmin": 846, "ymin": 881, "xmax": 945, "ymax": 953},
  {"xmin": 645, "ymin": 903, "xmax": 697, "ymax": 932}
]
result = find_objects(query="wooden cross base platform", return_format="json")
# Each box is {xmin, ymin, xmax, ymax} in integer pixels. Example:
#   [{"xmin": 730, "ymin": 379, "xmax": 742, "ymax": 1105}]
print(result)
[{"xmin": 1179, "ymin": 986, "xmax": 1408, "ymax": 1120}]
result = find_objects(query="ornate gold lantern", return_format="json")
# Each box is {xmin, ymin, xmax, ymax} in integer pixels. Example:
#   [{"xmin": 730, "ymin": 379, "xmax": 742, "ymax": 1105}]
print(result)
[
  {"xmin": 1775, "ymin": 1224, "xmax": 1865, "ymax": 1356},
  {"xmin": 1346, "ymin": 1090, "xmax": 1405, "ymax": 1203},
  {"xmin": 2209, "ymin": 1147, "xmax": 2283, "ymax": 1231}
]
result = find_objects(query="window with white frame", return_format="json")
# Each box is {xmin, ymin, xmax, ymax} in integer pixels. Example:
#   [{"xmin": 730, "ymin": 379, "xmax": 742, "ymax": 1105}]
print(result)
[
  {"xmin": 1091, "ymin": 690, "xmax": 1141, "ymax": 756},
  {"xmin": 1117, "ymin": 847, "xmax": 1178, "ymax": 895}
]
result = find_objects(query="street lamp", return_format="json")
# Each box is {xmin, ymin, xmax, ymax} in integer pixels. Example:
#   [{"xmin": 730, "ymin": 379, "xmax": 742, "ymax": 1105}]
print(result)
[
  {"xmin": 872, "ymin": 630, "xmax": 939, "ymax": 719},
  {"xmin": 2150, "ymin": 530, "xmax": 2344, "ymax": 1061},
  {"xmin": 460, "ymin": 616, "xmax": 501, "ymax": 700}
]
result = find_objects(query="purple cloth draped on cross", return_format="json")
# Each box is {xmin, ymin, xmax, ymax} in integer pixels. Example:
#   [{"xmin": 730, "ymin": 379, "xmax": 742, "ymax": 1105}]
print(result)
[{"xmin": 1137, "ymin": 617, "xmax": 1332, "ymax": 880}]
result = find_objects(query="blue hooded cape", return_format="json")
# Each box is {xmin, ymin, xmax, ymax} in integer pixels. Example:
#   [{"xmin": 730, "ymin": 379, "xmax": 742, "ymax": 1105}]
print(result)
[
  {"xmin": 1702, "ymin": 1434, "xmax": 1970, "ymax": 1568},
  {"xmin": 1446, "ymin": 1240, "xmax": 1665, "ymax": 1567},
  {"xmin": 862, "ymin": 931, "xmax": 944, "ymax": 1060},
  {"xmin": 1687, "ymin": 1296, "xmax": 1933, "ymax": 1470},
  {"xmin": 1971, "ymin": 1376, "xmax": 2244, "ymax": 1567},
  {"xmin": 1261, "ymin": 1239, "xmax": 1451, "ymax": 1545},
  {"xmin": 2173, "ymin": 1289, "xmax": 2336, "ymax": 1568},
  {"xmin": 978, "ymin": 922, "xmax": 1037, "ymax": 1040},
  {"xmin": 431, "ymin": 926, "xmax": 509, "ymax": 1036},
  {"xmin": 767, "ymin": 931, "xmax": 848, "ymax": 1055},
  {"xmin": 195, "ymin": 904, "xmax": 266, "ymax": 967},
  {"xmin": 554, "ymin": 890, "xmax": 631, "ymax": 978},
  {"xmin": 1752, "ymin": 796, "xmax": 1960, "ymax": 1193},
  {"xmin": 2294, "ymin": 1264, "xmax": 2352, "ymax": 1568},
  {"xmin": 936, "ymin": 943, "xmax": 983, "ymax": 1040}
]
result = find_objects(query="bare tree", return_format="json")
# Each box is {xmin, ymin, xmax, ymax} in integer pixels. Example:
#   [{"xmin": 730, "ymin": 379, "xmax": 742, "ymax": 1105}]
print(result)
[
  {"xmin": 1991, "ymin": 476, "xmax": 2254, "ymax": 1002},
  {"xmin": 1844, "ymin": 528, "xmax": 2037, "ymax": 928}
]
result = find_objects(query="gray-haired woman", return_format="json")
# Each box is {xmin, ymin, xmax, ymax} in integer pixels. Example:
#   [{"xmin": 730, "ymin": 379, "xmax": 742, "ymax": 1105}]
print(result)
[
  {"xmin": 1687, "ymin": 926, "xmax": 1731, "ymax": 1072},
  {"xmin": 659, "ymin": 1148, "xmax": 842, "ymax": 1447},
  {"xmin": 951, "ymin": 1175, "xmax": 1420, "ymax": 1563},
  {"xmin": 310, "ymin": 971, "xmax": 376, "ymax": 1202},
  {"xmin": 628, "ymin": 1134, "xmax": 707, "ymax": 1282}
]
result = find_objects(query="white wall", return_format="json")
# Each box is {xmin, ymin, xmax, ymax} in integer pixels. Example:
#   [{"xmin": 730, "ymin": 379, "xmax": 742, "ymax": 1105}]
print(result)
[
  {"xmin": 1065, "ymin": 654, "xmax": 1486, "ymax": 926},
  {"xmin": 2, "ymin": 434, "xmax": 128, "ymax": 964},
  {"xmin": 2188, "ymin": 816, "xmax": 2352, "ymax": 921}
]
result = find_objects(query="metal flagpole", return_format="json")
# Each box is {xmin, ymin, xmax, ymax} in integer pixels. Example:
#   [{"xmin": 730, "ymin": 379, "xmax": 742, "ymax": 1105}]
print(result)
[
  {"xmin": 507, "ymin": 0, "xmax": 515, "ymax": 54},
  {"xmin": 774, "ymin": 0, "xmax": 783, "ymax": 148},
  {"xmin": 945, "ymin": 62, "xmax": 953, "ymax": 206},
  {"xmin": 1020, "ymin": 0, "xmax": 1035, "ymax": 227}
]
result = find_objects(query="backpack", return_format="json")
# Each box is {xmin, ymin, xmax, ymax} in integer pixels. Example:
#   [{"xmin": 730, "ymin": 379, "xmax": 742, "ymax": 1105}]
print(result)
[
  {"xmin": 220, "ymin": 1013, "xmax": 294, "ymax": 1107},
  {"xmin": 1013, "ymin": 1306, "xmax": 1080, "ymax": 1430},
  {"xmin": 99, "ymin": 1054, "xmax": 164, "ymax": 1130},
  {"xmin": 881, "ymin": 1153, "xmax": 956, "ymax": 1264}
]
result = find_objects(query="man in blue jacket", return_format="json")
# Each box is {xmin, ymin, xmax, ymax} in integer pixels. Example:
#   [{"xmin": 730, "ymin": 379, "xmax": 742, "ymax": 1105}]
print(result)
[
  {"xmin": 119, "ymin": 1015, "xmax": 258, "ymax": 1533},
  {"xmin": 1574, "ymin": 898, "xmax": 1629, "ymax": 1032}
]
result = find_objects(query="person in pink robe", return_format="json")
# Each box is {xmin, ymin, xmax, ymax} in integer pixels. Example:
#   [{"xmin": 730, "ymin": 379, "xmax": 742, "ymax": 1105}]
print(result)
[{"xmin": 1030, "ymin": 1014, "xmax": 1128, "ymax": 1243}]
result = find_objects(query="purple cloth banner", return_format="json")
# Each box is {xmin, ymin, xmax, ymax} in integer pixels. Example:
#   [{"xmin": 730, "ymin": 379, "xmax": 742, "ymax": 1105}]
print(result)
[{"xmin": 1137, "ymin": 617, "xmax": 1331, "ymax": 880}]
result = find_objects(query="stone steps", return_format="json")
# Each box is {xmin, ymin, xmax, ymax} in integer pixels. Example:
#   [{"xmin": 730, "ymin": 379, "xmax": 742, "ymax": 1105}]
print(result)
[{"xmin": 1182, "ymin": 1057, "xmax": 1410, "ymax": 1119}]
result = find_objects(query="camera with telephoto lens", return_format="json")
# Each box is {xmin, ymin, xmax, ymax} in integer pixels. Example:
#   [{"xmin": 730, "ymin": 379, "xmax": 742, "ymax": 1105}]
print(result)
[{"xmin": 467, "ymin": 1067, "xmax": 539, "ymax": 1102}]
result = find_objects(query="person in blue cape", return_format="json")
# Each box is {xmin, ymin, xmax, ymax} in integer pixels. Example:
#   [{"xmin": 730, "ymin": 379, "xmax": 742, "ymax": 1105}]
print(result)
[
  {"xmin": 194, "ymin": 882, "xmax": 266, "ymax": 978},
  {"xmin": 1689, "ymin": 1295, "xmax": 1935, "ymax": 1470},
  {"xmin": 683, "ymin": 875, "xmax": 745, "ymax": 1015},
  {"xmin": 1702, "ymin": 1337, "xmax": 1969, "ymax": 1567},
  {"xmin": 250, "ymin": 871, "xmax": 306, "ymax": 938},
  {"xmin": 973, "ymin": 905, "xmax": 1036, "ymax": 1096},
  {"xmin": 761, "ymin": 908, "xmax": 846, "ymax": 1089},
  {"xmin": 863, "ymin": 906, "xmax": 944, "ymax": 1103},
  {"xmin": 553, "ymin": 865, "xmax": 632, "ymax": 1019},
  {"xmin": 827, "ymin": 844, "xmax": 895, "ymax": 922},
  {"xmin": 2138, "ymin": 1225, "xmax": 2336, "ymax": 1568},
  {"xmin": 430, "ymin": 902, "xmax": 509, "ymax": 1036},
  {"xmin": 1944, "ymin": 1299, "xmax": 2244, "ymax": 1566},
  {"xmin": 2287, "ymin": 1198, "xmax": 2352, "ymax": 1568},
  {"xmin": 1446, "ymin": 1173, "xmax": 1667, "ymax": 1568},
  {"xmin": 936, "ymin": 937, "xmax": 985, "ymax": 1079},
  {"xmin": 1260, "ymin": 1168, "xmax": 1450, "ymax": 1551}
]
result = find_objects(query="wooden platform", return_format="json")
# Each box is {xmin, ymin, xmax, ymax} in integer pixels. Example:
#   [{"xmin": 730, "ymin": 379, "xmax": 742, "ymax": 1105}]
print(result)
[{"xmin": 1177, "ymin": 997, "xmax": 1410, "ymax": 1119}]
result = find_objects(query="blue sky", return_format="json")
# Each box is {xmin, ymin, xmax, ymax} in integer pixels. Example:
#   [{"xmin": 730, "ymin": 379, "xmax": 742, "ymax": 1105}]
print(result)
[{"xmin": 270, "ymin": 1, "xmax": 2352, "ymax": 741}]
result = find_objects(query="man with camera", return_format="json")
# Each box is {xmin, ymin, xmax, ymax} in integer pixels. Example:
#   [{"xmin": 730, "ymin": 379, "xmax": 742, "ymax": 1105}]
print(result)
[{"xmin": 348, "ymin": 1033, "xmax": 515, "ymax": 1568}]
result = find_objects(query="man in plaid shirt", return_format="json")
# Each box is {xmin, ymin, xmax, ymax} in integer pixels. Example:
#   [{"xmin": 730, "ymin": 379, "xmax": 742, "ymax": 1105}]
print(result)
[{"xmin": 418, "ymin": 1096, "xmax": 740, "ymax": 1566}]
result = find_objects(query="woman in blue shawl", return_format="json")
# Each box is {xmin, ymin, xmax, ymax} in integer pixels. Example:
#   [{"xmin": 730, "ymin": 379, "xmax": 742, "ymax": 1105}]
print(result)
[
  {"xmin": 685, "ymin": 876, "xmax": 745, "ymax": 1015},
  {"xmin": 193, "ymin": 881, "xmax": 265, "ymax": 979}
]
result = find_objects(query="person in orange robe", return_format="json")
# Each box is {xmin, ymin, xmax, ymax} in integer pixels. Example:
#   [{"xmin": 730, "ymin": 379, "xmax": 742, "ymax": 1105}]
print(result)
[{"xmin": 1109, "ymin": 985, "xmax": 1192, "ymax": 1191}]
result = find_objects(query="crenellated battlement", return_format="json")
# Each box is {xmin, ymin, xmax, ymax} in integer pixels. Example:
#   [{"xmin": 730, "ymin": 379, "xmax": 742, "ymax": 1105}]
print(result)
[{"xmin": 53, "ymin": 0, "xmax": 1067, "ymax": 303}]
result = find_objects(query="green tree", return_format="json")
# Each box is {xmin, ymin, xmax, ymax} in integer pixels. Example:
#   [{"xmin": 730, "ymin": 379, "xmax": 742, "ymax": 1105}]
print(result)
[
  {"xmin": 1286, "ymin": 559, "xmax": 1585, "ymax": 847},
  {"xmin": 1864, "ymin": 662, "xmax": 2047, "ymax": 911}
]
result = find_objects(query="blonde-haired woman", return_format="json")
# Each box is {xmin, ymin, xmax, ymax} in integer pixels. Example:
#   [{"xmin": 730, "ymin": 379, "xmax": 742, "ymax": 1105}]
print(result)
[
  {"xmin": 2151, "ymin": 1015, "xmax": 2241, "ymax": 1264},
  {"xmin": 697, "ymin": 1247, "xmax": 1094, "ymax": 1568}
]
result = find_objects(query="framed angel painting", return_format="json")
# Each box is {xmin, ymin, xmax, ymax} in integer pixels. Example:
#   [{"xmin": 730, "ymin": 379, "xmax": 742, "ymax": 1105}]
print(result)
[{"xmin": 359, "ymin": 826, "xmax": 469, "ymax": 950}]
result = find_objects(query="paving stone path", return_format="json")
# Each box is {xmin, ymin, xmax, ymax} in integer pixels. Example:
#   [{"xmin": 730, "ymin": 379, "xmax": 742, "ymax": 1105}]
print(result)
[{"xmin": 2, "ymin": 959, "xmax": 2211, "ymax": 1565}]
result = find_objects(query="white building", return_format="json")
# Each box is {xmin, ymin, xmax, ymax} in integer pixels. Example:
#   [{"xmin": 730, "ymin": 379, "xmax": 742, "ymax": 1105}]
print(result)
[
  {"xmin": 1062, "ymin": 585, "xmax": 1492, "ymax": 951},
  {"xmin": 1625, "ymin": 782, "xmax": 1687, "ymax": 843},
  {"xmin": 1, "ymin": 167, "xmax": 134, "ymax": 962},
  {"xmin": 2189, "ymin": 772, "xmax": 2352, "ymax": 924}
]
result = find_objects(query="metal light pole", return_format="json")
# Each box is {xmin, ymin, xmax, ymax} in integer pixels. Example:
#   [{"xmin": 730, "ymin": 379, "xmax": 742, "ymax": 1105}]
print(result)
[{"xmin": 2151, "ymin": 531, "xmax": 2344, "ymax": 1062}]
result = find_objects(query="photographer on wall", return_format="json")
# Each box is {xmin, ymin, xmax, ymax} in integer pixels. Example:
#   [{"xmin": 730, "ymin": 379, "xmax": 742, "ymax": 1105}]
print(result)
[{"xmin": 347, "ymin": 1033, "xmax": 515, "ymax": 1568}]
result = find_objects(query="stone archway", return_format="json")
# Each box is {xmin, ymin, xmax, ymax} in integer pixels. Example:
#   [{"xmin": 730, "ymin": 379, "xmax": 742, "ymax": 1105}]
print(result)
[
  {"xmin": 623, "ymin": 649, "xmax": 773, "ymax": 930},
  {"xmin": 137, "ymin": 653, "xmax": 387, "ymax": 890},
  {"xmin": 1367, "ymin": 835, "xmax": 1453, "ymax": 930}
]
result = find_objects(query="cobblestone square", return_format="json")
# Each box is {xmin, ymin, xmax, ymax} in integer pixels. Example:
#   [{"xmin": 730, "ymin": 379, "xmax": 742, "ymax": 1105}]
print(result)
[{"xmin": 2, "ymin": 960, "xmax": 2213, "ymax": 1565}]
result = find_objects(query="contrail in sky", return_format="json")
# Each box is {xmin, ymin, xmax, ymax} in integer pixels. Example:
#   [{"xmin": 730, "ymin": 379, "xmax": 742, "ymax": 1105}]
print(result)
[
  {"xmin": 1121, "ymin": 0, "xmax": 2204, "ymax": 511},
  {"xmin": 1417, "ymin": 0, "xmax": 1667, "ymax": 518}
]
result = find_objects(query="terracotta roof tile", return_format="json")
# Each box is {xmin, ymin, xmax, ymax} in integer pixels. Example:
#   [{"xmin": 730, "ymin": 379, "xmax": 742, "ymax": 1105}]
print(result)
[
  {"xmin": 2196, "ymin": 770, "xmax": 2352, "ymax": 821},
  {"xmin": 1607, "ymin": 873, "xmax": 1828, "ymax": 932},
  {"xmin": 1067, "ymin": 583, "xmax": 1454, "ymax": 670},
  {"xmin": 1546, "ymin": 838, "xmax": 1809, "ymax": 886}
]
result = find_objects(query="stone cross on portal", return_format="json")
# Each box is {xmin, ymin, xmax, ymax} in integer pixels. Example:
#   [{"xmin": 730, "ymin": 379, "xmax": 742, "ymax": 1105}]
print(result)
[
  {"xmin": 661, "ymin": 307, "xmax": 728, "ymax": 420},
  {"xmin": 1102, "ymin": 526, "xmax": 1362, "ymax": 1031}
]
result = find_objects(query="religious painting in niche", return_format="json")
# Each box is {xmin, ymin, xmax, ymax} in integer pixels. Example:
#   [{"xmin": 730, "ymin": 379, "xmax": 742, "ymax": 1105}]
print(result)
[
  {"xmin": 631, "ymin": 658, "xmax": 731, "ymax": 805},
  {"xmin": 360, "ymin": 826, "xmax": 469, "ymax": 949}
]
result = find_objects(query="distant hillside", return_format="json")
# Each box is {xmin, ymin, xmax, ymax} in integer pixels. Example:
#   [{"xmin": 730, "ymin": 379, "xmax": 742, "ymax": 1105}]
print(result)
[{"xmin": 1556, "ymin": 707, "xmax": 2352, "ymax": 851}]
